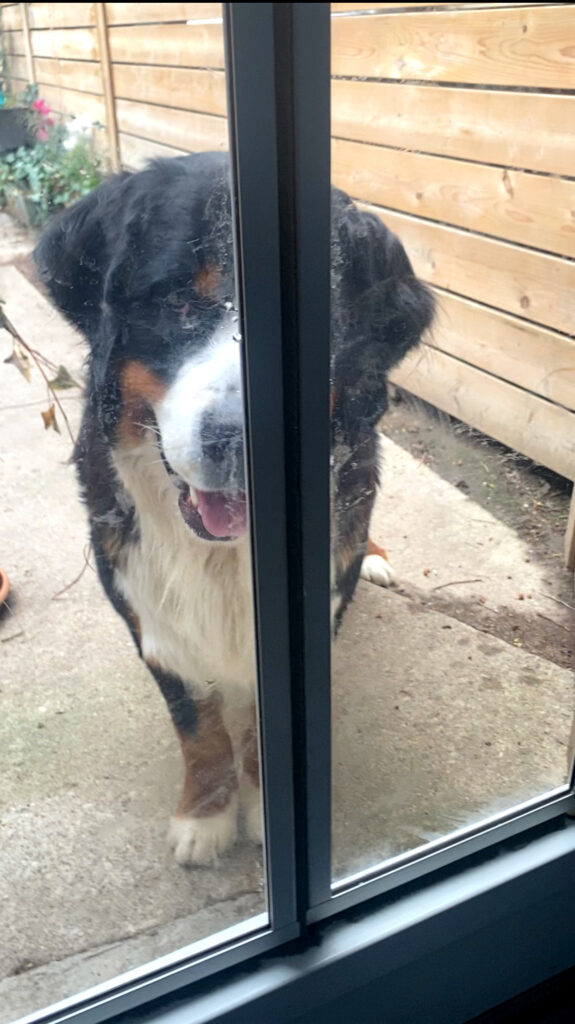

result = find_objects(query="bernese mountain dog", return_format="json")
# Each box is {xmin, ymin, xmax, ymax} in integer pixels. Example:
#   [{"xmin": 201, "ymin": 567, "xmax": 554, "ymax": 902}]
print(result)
[{"xmin": 35, "ymin": 152, "xmax": 434, "ymax": 866}]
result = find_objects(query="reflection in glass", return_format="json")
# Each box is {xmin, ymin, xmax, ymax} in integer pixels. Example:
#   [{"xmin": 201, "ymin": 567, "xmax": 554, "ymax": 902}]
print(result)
[
  {"xmin": 0, "ymin": 5, "xmax": 266, "ymax": 1020},
  {"xmin": 330, "ymin": 3, "xmax": 575, "ymax": 882}
]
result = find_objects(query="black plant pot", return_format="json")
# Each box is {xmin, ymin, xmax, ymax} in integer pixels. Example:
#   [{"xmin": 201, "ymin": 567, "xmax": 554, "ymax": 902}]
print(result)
[{"xmin": 0, "ymin": 107, "xmax": 34, "ymax": 155}]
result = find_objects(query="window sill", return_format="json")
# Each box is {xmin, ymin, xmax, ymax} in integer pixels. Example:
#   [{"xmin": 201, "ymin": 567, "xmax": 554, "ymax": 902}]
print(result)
[{"xmin": 116, "ymin": 817, "xmax": 575, "ymax": 1024}]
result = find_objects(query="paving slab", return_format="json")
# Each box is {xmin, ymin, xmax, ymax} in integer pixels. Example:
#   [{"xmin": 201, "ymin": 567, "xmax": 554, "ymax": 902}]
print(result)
[
  {"xmin": 332, "ymin": 581, "xmax": 572, "ymax": 879},
  {"xmin": 372, "ymin": 433, "xmax": 571, "ymax": 620},
  {"xmin": 0, "ymin": 214, "xmax": 35, "ymax": 266}
]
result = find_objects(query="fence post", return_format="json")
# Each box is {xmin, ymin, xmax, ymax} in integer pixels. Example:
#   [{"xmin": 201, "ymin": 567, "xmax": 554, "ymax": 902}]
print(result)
[
  {"xmin": 19, "ymin": 3, "xmax": 35, "ymax": 85},
  {"xmin": 95, "ymin": 2, "xmax": 120, "ymax": 171},
  {"xmin": 566, "ymin": 487, "xmax": 575, "ymax": 572}
]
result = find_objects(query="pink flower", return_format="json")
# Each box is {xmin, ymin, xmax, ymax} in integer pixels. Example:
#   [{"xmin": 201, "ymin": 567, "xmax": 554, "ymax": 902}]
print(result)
[
  {"xmin": 32, "ymin": 98, "xmax": 51, "ymax": 115},
  {"xmin": 36, "ymin": 126, "xmax": 49, "ymax": 141}
]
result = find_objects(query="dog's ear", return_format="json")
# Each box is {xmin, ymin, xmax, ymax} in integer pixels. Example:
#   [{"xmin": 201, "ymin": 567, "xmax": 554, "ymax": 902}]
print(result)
[
  {"xmin": 332, "ymin": 193, "xmax": 435, "ymax": 371},
  {"xmin": 34, "ymin": 174, "xmax": 128, "ymax": 338}
]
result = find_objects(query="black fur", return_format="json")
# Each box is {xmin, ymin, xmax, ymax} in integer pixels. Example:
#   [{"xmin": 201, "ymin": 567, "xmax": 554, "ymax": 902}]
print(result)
[
  {"xmin": 330, "ymin": 190, "xmax": 435, "ymax": 621},
  {"xmin": 148, "ymin": 666, "xmax": 199, "ymax": 736}
]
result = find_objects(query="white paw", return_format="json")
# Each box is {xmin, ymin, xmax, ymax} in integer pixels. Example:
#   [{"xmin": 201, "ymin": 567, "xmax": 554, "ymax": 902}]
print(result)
[
  {"xmin": 240, "ymin": 775, "xmax": 263, "ymax": 845},
  {"xmin": 168, "ymin": 797, "xmax": 238, "ymax": 866},
  {"xmin": 360, "ymin": 553, "xmax": 397, "ymax": 588}
]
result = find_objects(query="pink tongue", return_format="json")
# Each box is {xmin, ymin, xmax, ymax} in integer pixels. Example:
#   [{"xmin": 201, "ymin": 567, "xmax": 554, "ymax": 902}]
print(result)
[{"xmin": 195, "ymin": 489, "xmax": 247, "ymax": 538}]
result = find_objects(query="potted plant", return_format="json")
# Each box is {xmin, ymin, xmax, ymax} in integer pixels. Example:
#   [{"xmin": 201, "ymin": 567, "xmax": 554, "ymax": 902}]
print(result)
[
  {"xmin": 0, "ymin": 104, "xmax": 34, "ymax": 155},
  {"xmin": 0, "ymin": 109, "xmax": 104, "ymax": 227},
  {"xmin": 0, "ymin": 66, "xmax": 36, "ymax": 154}
]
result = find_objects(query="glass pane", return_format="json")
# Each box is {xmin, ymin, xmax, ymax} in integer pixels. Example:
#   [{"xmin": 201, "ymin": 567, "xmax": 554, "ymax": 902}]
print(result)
[
  {"xmin": 330, "ymin": 2, "xmax": 575, "ymax": 883},
  {"xmin": 0, "ymin": 6, "xmax": 267, "ymax": 1020}
]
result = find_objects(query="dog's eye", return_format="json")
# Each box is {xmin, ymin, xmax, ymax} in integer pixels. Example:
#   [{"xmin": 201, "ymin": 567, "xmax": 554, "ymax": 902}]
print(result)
[{"xmin": 166, "ymin": 291, "xmax": 191, "ymax": 316}]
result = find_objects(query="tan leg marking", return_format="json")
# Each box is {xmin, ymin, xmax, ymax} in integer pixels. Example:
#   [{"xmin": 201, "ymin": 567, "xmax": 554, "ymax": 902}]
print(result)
[
  {"xmin": 366, "ymin": 537, "xmax": 390, "ymax": 562},
  {"xmin": 167, "ymin": 695, "xmax": 239, "ymax": 865},
  {"xmin": 174, "ymin": 695, "xmax": 238, "ymax": 819},
  {"xmin": 239, "ymin": 701, "xmax": 263, "ymax": 845}
]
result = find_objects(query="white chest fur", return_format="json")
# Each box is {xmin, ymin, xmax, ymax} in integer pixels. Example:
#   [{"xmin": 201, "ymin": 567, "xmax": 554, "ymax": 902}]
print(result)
[{"xmin": 111, "ymin": 439, "xmax": 257, "ymax": 699}]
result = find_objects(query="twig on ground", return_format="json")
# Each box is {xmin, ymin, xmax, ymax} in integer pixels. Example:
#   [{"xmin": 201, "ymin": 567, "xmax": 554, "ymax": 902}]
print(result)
[
  {"xmin": 536, "ymin": 612, "xmax": 570, "ymax": 632},
  {"xmin": 542, "ymin": 593, "xmax": 575, "ymax": 613},
  {"xmin": 52, "ymin": 544, "xmax": 95, "ymax": 599},
  {"xmin": 1, "ymin": 630, "xmax": 24, "ymax": 643},
  {"xmin": 431, "ymin": 578, "xmax": 483, "ymax": 592}
]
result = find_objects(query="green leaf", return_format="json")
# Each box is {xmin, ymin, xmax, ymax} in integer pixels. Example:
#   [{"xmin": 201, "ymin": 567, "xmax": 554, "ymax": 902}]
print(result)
[{"xmin": 48, "ymin": 364, "xmax": 80, "ymax": 390}]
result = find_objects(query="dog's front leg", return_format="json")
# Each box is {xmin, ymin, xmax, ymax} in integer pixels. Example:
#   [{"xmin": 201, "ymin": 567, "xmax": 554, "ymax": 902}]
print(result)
[
  {"xmin": 150, "ymin": 665, "xmax": 239, "ymax": 865},
  {"xmin": 237, "ymin": 700, "xmax": 264, "ymax": 846}
]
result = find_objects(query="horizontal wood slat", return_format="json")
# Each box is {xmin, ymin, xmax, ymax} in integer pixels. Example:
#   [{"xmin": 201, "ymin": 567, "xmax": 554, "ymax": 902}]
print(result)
[
  {"xmin": 105, "ymin": 3, "xmax": 221, "ymax": 25},
  {"xmin": 40, "ymin": 84, "xmax": 106, "ymax": 123},
  {"xmin": 332, "ymin": 138, "xmax": 575, "ymax": 257},
  {"xmin": 25, "ymin": 3, "xmax": 95, "ymax": 29},
  {"xmin": 112, "ymin": 64, "xmax": 226, "ymax": 115},
  {"xmin": 331, "ymin": 6, "xmax": 575, "ymax": 87},
  {"xmin": 108, "ymin": 22, "xmax": 224, "ymax": 68},
  {"xmin": 115, "ymin": 98, "xmax": 227, "ymax": 152},
  {"xmin": 0, "ymin": 4, "xmax": 20, "ymax": 30},
  {"xmin": 30, "ymin": 27, "xmax": 99, "ymax": 61},
  {"xmin": 4, "ymin": 4, "xmax": 95, "ymax": 29},
  {"xmin": 119, "ymin": 131, "xmax": 187, "ymax": 168},
  {"xmin": 331, "ymin": 3, "xmax": 490, "ymax": 9},
  {"xmin": 332, "ymin": 80, "xmax": 575, "ymax": 179},
  {"xmin": 34, "ymin": 56, "xmax": 103, "ymax": 94},
  {"xmin": 390, "ymin": 345, "xmax": 575, "ymax": 481},
  {"xmin": 430, "ymin": 290, "xmax": 575, "ymax": 412}
]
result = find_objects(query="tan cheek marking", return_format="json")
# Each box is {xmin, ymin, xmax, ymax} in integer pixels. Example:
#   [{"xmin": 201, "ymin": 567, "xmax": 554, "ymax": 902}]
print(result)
[
  {"xmin": 174, "ymin": 696, "xmax": 238, "ymax": 819},
  {"xmin": 118, "ymin": 360, "xmax": 167, "ymax": 447},
  {"xmin": 194, "ymin": 265, "xmax": 222, "ymax": 300},
  {"xmin": 121, "ymin": 361, "xmax": 167, "ymax": 404}
]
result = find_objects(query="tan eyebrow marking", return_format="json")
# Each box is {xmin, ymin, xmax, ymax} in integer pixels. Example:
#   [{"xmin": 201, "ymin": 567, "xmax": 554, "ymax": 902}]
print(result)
[{"xmin": 194, "ymin": 265, "xmax": 222, "ymax": 299}]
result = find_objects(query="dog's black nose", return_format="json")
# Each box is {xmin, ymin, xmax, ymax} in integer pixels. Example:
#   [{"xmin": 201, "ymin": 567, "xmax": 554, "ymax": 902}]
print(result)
[
  {"xmin": 201, "ymin": 417, "xmax": 243, "ymax": 464},
  {"xmin": 200, "ymin": 410, "xmax": 245, "ymax": 492}
]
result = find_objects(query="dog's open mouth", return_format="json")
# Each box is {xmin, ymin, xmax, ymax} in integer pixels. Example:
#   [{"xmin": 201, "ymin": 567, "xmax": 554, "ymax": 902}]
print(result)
[
  {"xmin": 155, "ymin": 428, "xmax": 247, "ymax": 542},
  {"xmin": 178, "ymin": 484, "xmax": 247, "ymax": 541}
]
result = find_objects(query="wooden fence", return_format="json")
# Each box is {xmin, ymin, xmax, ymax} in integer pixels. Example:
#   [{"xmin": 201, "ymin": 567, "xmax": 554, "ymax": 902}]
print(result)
[{"xmin": 1, "ymin": 2, "xmax": 574, "ymax": 566}]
